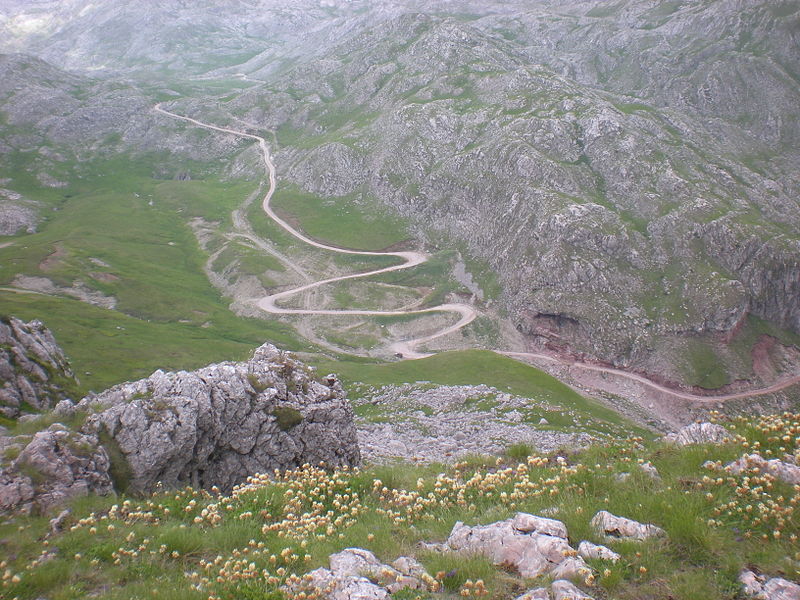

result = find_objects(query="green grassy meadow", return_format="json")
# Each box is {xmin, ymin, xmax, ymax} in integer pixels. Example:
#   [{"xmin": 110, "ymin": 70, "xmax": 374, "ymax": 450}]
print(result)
[
  {"xmin": 270, "ymin": 186, "xmax": 410, "ymax": 251},
  {"xmin": 0, "ymin": 152, "xmax": 310, "ymax": 394}
]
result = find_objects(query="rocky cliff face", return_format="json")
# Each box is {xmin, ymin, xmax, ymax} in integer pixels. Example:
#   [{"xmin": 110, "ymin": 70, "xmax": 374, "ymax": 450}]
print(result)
[
  {"xmin": 0, "ymin": 342, "xmax": 361, "ymax": 512},
  {"xmin": 0, "ymin": 316, "xmax": 75, "ymax": 418}
]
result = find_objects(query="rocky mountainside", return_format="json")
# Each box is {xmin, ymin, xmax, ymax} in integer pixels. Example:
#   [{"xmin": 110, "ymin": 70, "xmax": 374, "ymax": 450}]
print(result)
[
  {"xmin": 0, "ymin": 342, "xmax": 360, "ymax": 513},
  {"xmin": 1, "ymin": 0, "xmax": 799, "ymax": 389},
  {"xmin": 225, "ymin": 2, "xmax": 800, "ymax": 387}
]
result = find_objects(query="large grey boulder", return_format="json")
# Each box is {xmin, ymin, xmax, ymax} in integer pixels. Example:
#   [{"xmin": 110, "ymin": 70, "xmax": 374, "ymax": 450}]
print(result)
[
  {"xmin": 78, "ymin": 343, "xmax": 360, "ymax": 494},
  {"xmin": 0, "ymin": 317, "xmax": 75, "ymax": 418},
  {"xmin": 0, "ymin": 424, "xmax": 112, "ymax": 514}
]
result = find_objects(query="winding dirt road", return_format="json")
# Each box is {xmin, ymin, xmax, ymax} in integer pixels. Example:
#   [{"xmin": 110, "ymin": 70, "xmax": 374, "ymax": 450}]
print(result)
[
  {"xmin": 153, "ymin": 104, "xmax": 800, "ymax": 401},
  {"xmin": 154, "ymin": 104, "xmax": 477, "ymax": 358},
  {"xmin": 502, "ymin": 351, "xmax": 800, "ymax": 403}
]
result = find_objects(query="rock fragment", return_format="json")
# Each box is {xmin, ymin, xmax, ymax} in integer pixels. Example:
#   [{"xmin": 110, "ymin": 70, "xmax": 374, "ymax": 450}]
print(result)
[
  {"xmin": 0, "ymin": 317, "xmax": 75, "ymax": 418},
  {"xmin": 0, "ymin": 424, "xmax": 112, "ymax": 514},
  {"xmin": 577, "ymin": 540, "xmax": 620, "ymax": 562},
  {"xmin": 740, "ymin": 569, "xmax": 800, "ymax": 600},
  {"xmin": 726, "ymin": 454, "xmax": 800, "ymax": 485},
  {"xmin": 666, "ymin": 422, "xmax": 730, "ymax": 446},
  {"xmin": 590, "ymin": 510, "xmax": 666, "ymax": 540},
  {"xmin": 551, "ymin": 579, "xmax": 595, "ymax": 600}
]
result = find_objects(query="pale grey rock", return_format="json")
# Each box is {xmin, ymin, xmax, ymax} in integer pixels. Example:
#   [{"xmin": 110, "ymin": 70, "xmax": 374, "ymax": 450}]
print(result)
[
  {"xmin": 740, "ymin": 570, "xmax": 800, "ymax": 600},
  {"xmin": 294, "ymin": 567, "xmax": 389, "ymax": 600},
  {"xmin": 666, "ymin": 423, "xmax": 730, "ymax": 446},
  {"xmin": 577, "ymin": 540, "xmax": 620, "ymax": 563},
  {"xmin": 763, "ymin": 578, "xmax": 800, "ymax": 600},
  {"xmin": 391, "ymin": 556, "xmax": 429, "ymax": 580},
  {"xmin": 446, "ymin": 514, "xmax": 589, "ymax": 579},
  {"xmin": 639, "ymin": 461, "xmax": 661, "ymax": 480},
  {"xmin": 328, "ymin": 550, "xmax": 429, "ymax": 593},
  {"xmin": 353, "ymin": 383, "xmax": 593, "ymax": 464},
  {"xmin": 515, "ymin": 589, "xmax": 550, "ymax": 600},
  {"xmin": 0, "ymin": 189, "xmax": 38, "ymax": 235},
  {"xmin": 727, "ymin": 454, "xmax": 800, "ymax": 485},
  {"xmin": 416, "ymin": 541, "xmax": 448, "ymax": 553},
  {"xmin": 48, "ymin": 508, "xmax": 70, "ymax": 534},
  {"xmin": 329, "ymin": 548, "xmax": 394, "ymax": 580},
  {"xmin": 590, "ymin": 510, "xmax": 666, "ymax": 541},
  {"xmin": 0, "ymin": 424, "xmax": 112, "ymax": 514},
  {"xmin": 512, "ymin": 512, "xmax": 568, "ymax": 539},
  {"xmin": 53, "ymin": 399, "xmax": 76, "ymax": 416},
  {"xmin": 551, "ymin": 556, "xmax": 593, "ymax": 580},
  {"xmin": 11, "ymin": 275, "xmax": 117, "ymax": 309},
  {"xmin": 551, "ymin": 580, "xmax": 594, "ymax": 600},
  {"xmin": 741, "ymin": 570, "xmax": 766, "ymax": 598},
  {"xmin": 292, "ymin": 548, "xmax": 431, "ymax": 600},
  {"xmin": 0, "ymin": 316, "xmax": 75, "ymax": 418},
  {"xmin": 78, "ymin": 343, "xmax": 360, "ymax": 494}
]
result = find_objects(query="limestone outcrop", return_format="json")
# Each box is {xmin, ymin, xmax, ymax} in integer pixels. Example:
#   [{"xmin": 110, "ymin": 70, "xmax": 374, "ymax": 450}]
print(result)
[
  {"xmin": 0, "ymin": 316, "xmax": 75, "ymax": 418},
  {"xmin": 289, "ymin": 548, "xmax": 436, "ymax": 600},
  {"xmin": 76, "ymin": 343, "xmax": 360, "ymax": 494},
  {"xmin": 740, "ymin": 570, "xmax": 800, "ymax": 600},
  {"xmin": 726, "ymin": 454, "xmax": 800, "ymax": 485},
  {"xmin": 1, "ymin": 343, "xmax": 361, "ymax": 512}
]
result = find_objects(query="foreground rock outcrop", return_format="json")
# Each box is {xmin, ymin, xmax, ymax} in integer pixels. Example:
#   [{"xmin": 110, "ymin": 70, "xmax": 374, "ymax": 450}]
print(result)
[
  {"xmin": 75, "ymin": 343, "xmax": 360, "ymax": 494},
  {"xmin": 0, "ymin": 316, "xmax": 75, "ymax": 418},
  {"xmin": 0, "ymin": 343, "xmax": 360, "ymax": 512}
]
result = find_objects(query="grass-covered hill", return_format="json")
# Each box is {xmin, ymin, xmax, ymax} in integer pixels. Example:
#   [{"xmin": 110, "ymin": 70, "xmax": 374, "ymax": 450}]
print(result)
[{"xmin": 1, "ymin": 413, "xmax": 798, "ymax": 600}]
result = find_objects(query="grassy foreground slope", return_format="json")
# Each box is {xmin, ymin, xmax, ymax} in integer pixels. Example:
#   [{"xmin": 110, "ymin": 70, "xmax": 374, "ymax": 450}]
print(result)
[{"xmin": 1, "ymin": 413, "xmax": 797, "ymax": 600}]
